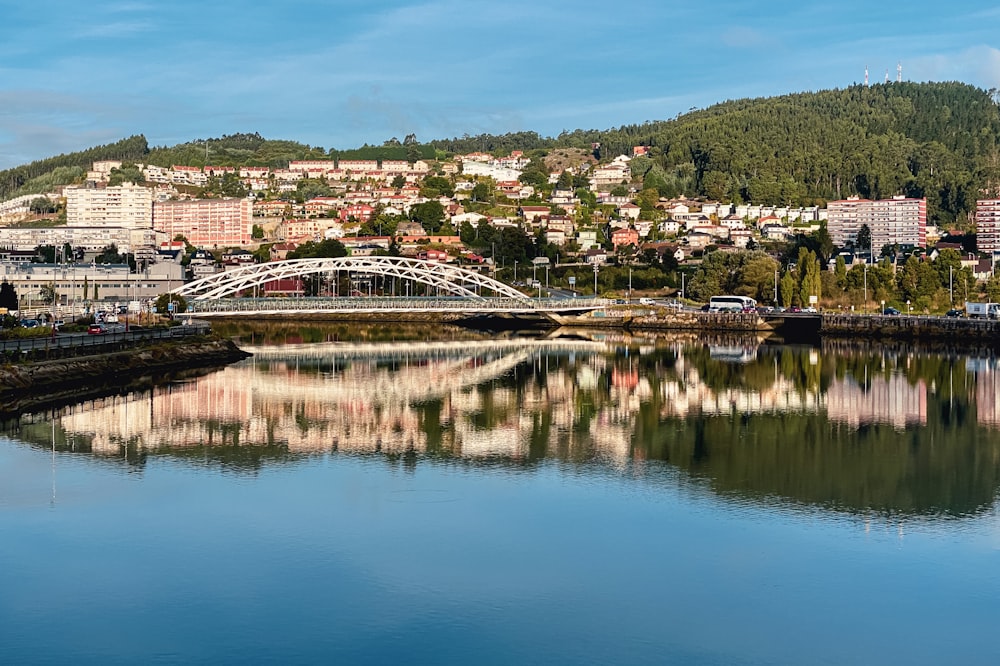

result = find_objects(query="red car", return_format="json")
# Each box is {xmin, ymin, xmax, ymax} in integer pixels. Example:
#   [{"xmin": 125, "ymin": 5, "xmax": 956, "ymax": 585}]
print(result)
[{"xmin": 87, "ymin": 324, "xmax": 107, "ymax": 335}]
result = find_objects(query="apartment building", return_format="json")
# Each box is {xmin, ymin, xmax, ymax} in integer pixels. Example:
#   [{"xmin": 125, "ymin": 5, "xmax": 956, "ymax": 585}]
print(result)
[
  {"xmin": 153, "ymin": 197, "xmax": 253, "ymax": 248},
  {"xmin": 337, "ymin": 160, "xmax": 378, "ymax": 173},
  {"xmin": 976, "ymin": 199, "xmax": 1000, "ymax": 254},
  {"xmin": 0, "ymin": 260, "xmax": 184, "ymax": 308},
  {"xmin": 65, "ymin": 183, "xmax": 153, "ymax": 229},
  {"xmin": 0, "ymin": 226, "xmax": 158, "ymax": 261},
  {"xmin": 827, "ymin": 196, "xmax": 926, "ymax": 252}
]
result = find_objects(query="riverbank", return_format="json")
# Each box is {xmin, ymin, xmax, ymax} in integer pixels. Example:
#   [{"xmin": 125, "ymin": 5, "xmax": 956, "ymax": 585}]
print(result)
[
  {"xmin": 819, "ymin": 313, "xmax": 1000, "ymax": 341},
  {"xmin": 191, "ymin": 307, "xmax": 1000, "ymax": 347},
  {"xmin": 0, "ymin": 338, "xmax": 250, "ymax": 416}
]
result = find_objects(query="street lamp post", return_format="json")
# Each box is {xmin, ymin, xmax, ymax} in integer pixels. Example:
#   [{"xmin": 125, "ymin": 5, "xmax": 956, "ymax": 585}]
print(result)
[
  {"xmin": 863, "ymin": 264, "xmax": 868, "ymax": 314},
  {"xmin": 593, "ymin": 263, "xmax": 599, "ymax": 295},
  {"xmin": 514, "ymin": 260, "xmax": 518, "ymax": 284}
]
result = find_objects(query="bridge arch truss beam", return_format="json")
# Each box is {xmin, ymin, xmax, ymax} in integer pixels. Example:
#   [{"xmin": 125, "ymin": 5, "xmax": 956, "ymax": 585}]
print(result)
[{"xmin": 172, "ymin": 256, "xmax": 529, "ymax": 302}]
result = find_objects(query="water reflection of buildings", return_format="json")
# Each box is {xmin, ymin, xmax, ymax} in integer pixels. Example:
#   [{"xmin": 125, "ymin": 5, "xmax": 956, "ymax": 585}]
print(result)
[
  {"xmin": 969, "ymin": 359, "xmax": 1000, "ymax": 428},
  {"xmin": 826, "ymin": 374, "xmax": 927, "ymax": 428},
  {"xmin": 43, "ymin": 341, "xmax": 948, "ymax": 462}
]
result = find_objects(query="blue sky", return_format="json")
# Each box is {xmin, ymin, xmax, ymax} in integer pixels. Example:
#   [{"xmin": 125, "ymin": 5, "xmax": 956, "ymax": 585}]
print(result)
[{"xmin": 1, "ymin": 0, "xmax": 998, "ymax": 170}]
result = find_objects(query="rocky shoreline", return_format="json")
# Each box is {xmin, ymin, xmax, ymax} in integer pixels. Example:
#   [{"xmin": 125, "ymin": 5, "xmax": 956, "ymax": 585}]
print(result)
[{"xmin": 0, "ymin": 339, "xmax": 251, "ymax": 417}]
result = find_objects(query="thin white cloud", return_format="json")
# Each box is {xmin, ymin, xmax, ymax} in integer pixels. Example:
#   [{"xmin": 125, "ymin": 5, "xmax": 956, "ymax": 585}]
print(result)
[
  {"xmin": 106, "ymin": 1, "xmax": 155, "ymax": 11},
  {"xmin": 966, "ymin": 6, "xmax": 1000, "ymax": 19},
  {"xmin": 906, "ymin": 46, "xmax": 1000, "ymax": 88},
  {"xmin": 720, "ymin": 27, "xmax": 766, "ymax": 49},
  {"xmin": 76, "ymin": 20, "xmax": 155, "ymax": 39}
]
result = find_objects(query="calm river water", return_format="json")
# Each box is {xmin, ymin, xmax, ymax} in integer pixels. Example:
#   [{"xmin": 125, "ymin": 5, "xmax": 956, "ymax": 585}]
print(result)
[{"xmin": 2, "ymin": 326, "xmax": 999, "ymax": 665}]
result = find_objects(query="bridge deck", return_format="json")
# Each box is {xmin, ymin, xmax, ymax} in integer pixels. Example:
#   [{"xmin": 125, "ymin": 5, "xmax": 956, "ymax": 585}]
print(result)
[{"xmin": 186, "ymin": 296, "xmax": 609, "ymax": 317}]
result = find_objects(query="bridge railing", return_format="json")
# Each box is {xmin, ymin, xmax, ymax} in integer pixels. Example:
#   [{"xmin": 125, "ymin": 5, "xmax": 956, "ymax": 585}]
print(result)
[{"xmin": 185, "ymin": 296, "xmax": 610, "ymax": 314}]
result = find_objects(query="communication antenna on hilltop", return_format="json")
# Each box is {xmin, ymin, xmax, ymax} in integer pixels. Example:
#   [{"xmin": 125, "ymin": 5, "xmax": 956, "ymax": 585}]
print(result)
[
  {"xmin": 897, "ymin": 62, "xmax": 902, "ymax": 83},
  {"xmin": 864, "ymin": 65, "xmax": 869, "ymax": 87},
  {"xmin": 885, "ymin": 69, "xmax": 890, "ymax": 84}
]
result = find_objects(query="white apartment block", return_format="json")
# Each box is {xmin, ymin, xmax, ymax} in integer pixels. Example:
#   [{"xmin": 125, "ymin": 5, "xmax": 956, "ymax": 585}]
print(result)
[
  {"xmin": 143, "ymin": 165, "xmax": 171, "ymax": 184},
  {"xmin": 337, "ymin": 160, "xmax": 378, "ymax": 173},
  {"xmin": 976, "ymin": 199, "xmax": 1000, "ymax": 254},
  {"xmin": 0, "ymin": 193, "xmax": 59, "ymax": 221},
  {"xmin": 65, "ymin": 183, "xmax": 153, "ymax": 229},
  {"xmin": 827, "ymin": 196, "xmax": 927, "ymax": 251},
  {"xmin": 381, "ymin": 160, "xmax": 410, "ymax": 173},
  {"xmin": 460, "ymin": 161, "xmax": 521, "ymax": 181},
  {"xmin": 170, "ymin": 166, "xmax": 208, "ymax": 186},
  {"xmin": 0, "ymin": 225, "xmax": 159, "ymax": 259},
  {"xmin": 153, "ymin": 198, "xmax": 252, "ymax": 248}
]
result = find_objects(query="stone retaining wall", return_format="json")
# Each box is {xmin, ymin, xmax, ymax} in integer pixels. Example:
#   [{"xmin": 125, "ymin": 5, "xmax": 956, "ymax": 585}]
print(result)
[
  {"xmin": 820, "ymin": 314, "xmax": 1000, "ymax": 341},
  {"xmin": 0, "ymin": 339, "xmax": 250, "ymax": 415}
]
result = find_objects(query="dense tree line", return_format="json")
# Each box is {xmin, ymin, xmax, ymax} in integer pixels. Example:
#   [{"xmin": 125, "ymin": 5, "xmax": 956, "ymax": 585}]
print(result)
[
  {"xmin": 330, "ymin": 144, "xmax": 436, "ymax": 163},
  {"xmin": 427, "ymin": 131, "xmax": 553, "ymax": 155},
  {"xmin": 145, "ymin": 133, "xmax": 329, "ymax": 169},
  {"xmin": 684, "ymin": 244, "xmax": 974, "ymax": 312},
  {"xmin": 0, "ymin": 135, "xmax": 148, "ymax": 199}
]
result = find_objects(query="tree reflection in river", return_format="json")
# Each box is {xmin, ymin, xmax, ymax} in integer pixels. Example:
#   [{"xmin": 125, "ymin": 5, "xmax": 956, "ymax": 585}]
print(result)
[{"xmin": 6, "ymin": 329, "xmax": 1000, "ymax": 519}]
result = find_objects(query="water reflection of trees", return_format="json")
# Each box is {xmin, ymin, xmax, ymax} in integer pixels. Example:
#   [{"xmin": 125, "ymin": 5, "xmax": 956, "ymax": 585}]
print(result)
[
  {"xmin": 5, "ymin": 334, "xmax": 1000, "ymax": 518},
  {"xmin": 643, "ymin": 414, "xmax": 1000, "ymax": 518}
]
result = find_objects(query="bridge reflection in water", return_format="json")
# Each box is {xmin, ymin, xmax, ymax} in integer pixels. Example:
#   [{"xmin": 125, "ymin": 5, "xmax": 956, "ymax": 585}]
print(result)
[{"xmin": 12, "ymin": 336, "xmax": 1000, "ymax": 518}]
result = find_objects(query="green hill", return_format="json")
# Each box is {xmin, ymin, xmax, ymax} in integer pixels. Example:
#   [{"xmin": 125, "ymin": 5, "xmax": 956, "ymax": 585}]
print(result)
[
  {"xmin": 0, "ymin": 135, "xmax": 149, "ymax": 200},
  {"xmin": 5, "ymin": 82, "xmax": 999, "ymax": 225},
  {"xmin": 432, "ymin": 82, "xmax": 1000, "ymax": 224}
]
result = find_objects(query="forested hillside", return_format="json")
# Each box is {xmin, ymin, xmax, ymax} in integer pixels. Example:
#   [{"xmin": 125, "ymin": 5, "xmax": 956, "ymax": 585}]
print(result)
[
  {"xmin": 432, "ymin": 82, "xmax": 1000, "ymax": 225},
  {"xmin": 0, "ymin": 135, "xmax": 148, "ymax": 200},
  {"xmin": 144, "ymin": 132, "xmax": 328, "ymax": 168}
]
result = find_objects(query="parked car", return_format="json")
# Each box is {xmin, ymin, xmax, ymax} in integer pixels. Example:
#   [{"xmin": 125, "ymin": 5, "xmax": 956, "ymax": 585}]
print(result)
[
  {"xmin": 945, "ymin": 309, "xmax": 964, "ymax": 318},
  {"xmin": 87, "ymin": 323, "xmax": 107, "ymax": 335},
  {"xmin": 882, "ymin": 307, "xmax": 901, "ymax": 316}
]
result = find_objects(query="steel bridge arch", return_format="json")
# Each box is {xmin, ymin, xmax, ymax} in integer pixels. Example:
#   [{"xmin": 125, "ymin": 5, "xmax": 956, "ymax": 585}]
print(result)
[{"xmin": 172, "ymin": 256, "xmax": 529, "ymax": 302}]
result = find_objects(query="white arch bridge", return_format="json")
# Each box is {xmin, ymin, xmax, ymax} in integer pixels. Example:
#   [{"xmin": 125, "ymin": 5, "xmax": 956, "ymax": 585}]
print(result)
[{"xmin": 172, "ymin": 256, "xmax": 608, "ymax": 317}]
